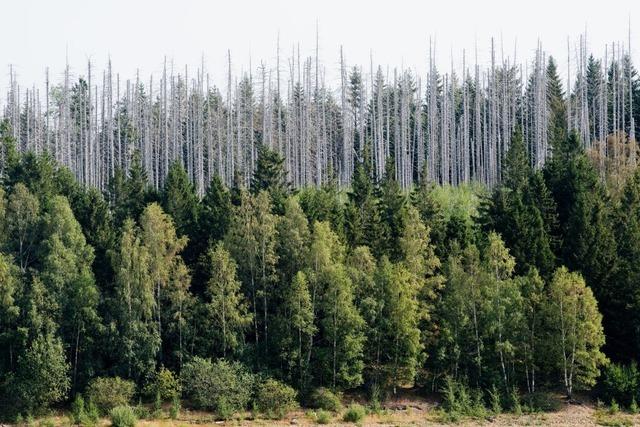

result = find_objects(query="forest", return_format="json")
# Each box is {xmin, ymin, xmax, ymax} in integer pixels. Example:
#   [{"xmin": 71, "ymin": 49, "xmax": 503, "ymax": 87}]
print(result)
[{"xmin": 1, "ymin": 34, "xmax": 640, "ymax": 425}]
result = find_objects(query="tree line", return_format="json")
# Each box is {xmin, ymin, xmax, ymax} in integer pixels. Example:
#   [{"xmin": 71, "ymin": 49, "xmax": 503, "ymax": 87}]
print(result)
[
  {"xmin": 3, "ymin": 106, "xmax": 640, "ymax": 417},
  {"xmin": 2, "ymin": 35, "xmax": 639, "ymax": 194}
]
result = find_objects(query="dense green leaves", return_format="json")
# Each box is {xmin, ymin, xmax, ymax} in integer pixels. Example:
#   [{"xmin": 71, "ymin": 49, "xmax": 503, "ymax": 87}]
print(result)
[{"xmin": 0, "ymin": 130, "xmax": 623, "ymax": 418}]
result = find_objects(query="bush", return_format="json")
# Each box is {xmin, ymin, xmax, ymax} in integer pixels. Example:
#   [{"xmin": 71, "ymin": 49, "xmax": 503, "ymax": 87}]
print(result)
[
  {"xmin": 132, "ymin": 402, "xmax": 151, "ymax": 420},
  {"xmin": 86, "ymin": 377, "xmax": 135, "ymax": 415},
  {"xmin": 598, "ymin": 362, "xmax": 640, "ymax": 407},
  {"xmin": 343, "ymin": 404, "xmax": 366, "ymax": 423},
  {"xmin": 316, "ymin": 409, "xmax": 332, "ymax": 424},
  {"xmin": 440, "ymin": 377, "xmax": 487, "ymax": 419},
  {"xmin": 169, "ymin": 395, "xmax": 180, "ymax": 419},
  {"xmin": 181, "ymin": 357, "xmax": 254, "ymax": 417},
  {"xmin": 109, "ymin": 405, "xmax": 137, "ymax": 427},
  {"xmin": 309, "ymin": 387, "xmax": 342, "ymax": 412},
  {"xmin": 143, "ymin": 367, "xmax": 181, "ymax": 402},
  {"xmin": 11, "ymin": 333, "xmax": 70, "ymax": 415},
  {"xmin": 509, "ymin": 387, "xmax": 522, "ymax": 415},
  {"xmin": 71, "ymin": 394, "xmax": 85, "ymax": 424},
  {"xmin": 609, "ymin": 399, "xmax": 620, "ymax": 415},
  {"xmin": 254, "ymin": 378, "xmax": 298, "ymax": 419},
  {"xmin": 488, "ymin": 385, "xmax": 502, "ymax": 414}
]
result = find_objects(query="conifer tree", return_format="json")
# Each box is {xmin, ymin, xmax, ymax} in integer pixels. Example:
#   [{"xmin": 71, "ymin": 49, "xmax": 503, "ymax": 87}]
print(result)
[
  {"xmin": 251, "ymin": 145, "xmax": 289, "ymax": 213},
  {"xmin": 378, "ymin": 161, "xmax": 407, "ymax": 260},
  {"xmin": 411, "ymin": 166, "xmax": 447, "ymax": 257},
  {"xmin": 487, "ymin": 129, "xmax": 557, "ymax": 277},
  {"xmin": 544, "ymin": 132, "xmax": 617, "ymax": 316},
  {"xmin": 162, "ymin": 162, "xmax": 198, "ymax": 247},
  {"xmin": 199, "ymin": 175, "xmax": 232, "ymax": 244},
  {"xmin": 344, "ymin": 161, "xmax": 381, "ymax": 250},
  {"xmin": 613, "ymin": 167, "xmax": 640, "ymax": 358},
  {"xmin": 547, "ymin": 57, "xmax": 567, "ymax": 148}
]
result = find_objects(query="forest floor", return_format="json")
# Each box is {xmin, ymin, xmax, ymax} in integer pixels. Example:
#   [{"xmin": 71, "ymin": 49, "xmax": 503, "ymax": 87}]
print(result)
[{"xmin": 25, "ymin": 392, "xmax": 640, "ymax": 426}]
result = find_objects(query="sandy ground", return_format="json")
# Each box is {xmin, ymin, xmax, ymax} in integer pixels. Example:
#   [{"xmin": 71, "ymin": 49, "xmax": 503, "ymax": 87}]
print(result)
[{"xmin": 21, "ymin": 394, "xmax": 640, "ymax": 427}]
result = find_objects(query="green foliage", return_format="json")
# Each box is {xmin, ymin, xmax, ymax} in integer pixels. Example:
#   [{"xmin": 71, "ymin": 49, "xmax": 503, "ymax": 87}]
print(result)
[
  {"xmin": 547, "ymin": 267, "xmax": 607, "ymax": 396},
  {"xmin": 488, "ymin": 384, "xmax": 502, "ymax": 414},
  {"xmin": 609, "ymin": 399, "xmax": 620, "ymax": 414},
  {"xmin": 439, "ymin": 377, "xmax": 487, "ymax": 421},
  {"xmin": 315, "ymin": 409, "xmax": 332, "ymax": 424},
  {"xmin": 202, "ymin": 243, "xmax": 251, "ymax": 358},
  {"xmin": 143, "ymin": 367, "xmax": 181, "ymax": 403},
  {"xmin": 11, "ymin": 332, "xmax": 70, "ymax": 414},
  {"xmin": 161, "ymin": 162, "xmax": 198, "ymax": 240},
  {"xmin": 485, "ymin": 128, "xmax": 557, "ymax": 278},
  {"xmin": 180, "ymin": 357, "xmax": 253, "ymax": 416},
  {"xmin": 169, "ymin": 395, "xmax": 180, "ymax": 420},
  {"xmin": 0, "ymin": 129, "xmax": 627, "ymax": 423},
  {"xmin": 254, "ymin": 378, "xmax": 298, "ymax": 419},
  {"xmin": 71, "ymin": 394, "xmax": 86, "ymax": 424},
  {"xmin": 309, "ymin": 388, "xmax": 342, "ymax": 412},
  {"xmin": 342, "ymin": 404, "xmax": 366, "ymax": 423},
  {"xmin": 598, "ymin": 363, "xmax": 639, "ymax": 408},
  {"xmin": 86, "ymin": 377, "xmax": 135, "ymax": 415},
  {"xmin": 109, "ymin": 405, "xmax": 137, "ymax": 427},
  {"xmin": 251, "ymin": 145, "xmax": 289, "ymax": 212},
  {"xmin": 198, "ymin": 175, "xmax": 232, "ymax": 245}
]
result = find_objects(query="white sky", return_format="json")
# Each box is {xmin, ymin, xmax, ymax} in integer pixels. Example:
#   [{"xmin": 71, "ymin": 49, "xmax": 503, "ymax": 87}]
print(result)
[{"xmin": 1, "ymin": 0, "xmax": 638, "ymax": 98}]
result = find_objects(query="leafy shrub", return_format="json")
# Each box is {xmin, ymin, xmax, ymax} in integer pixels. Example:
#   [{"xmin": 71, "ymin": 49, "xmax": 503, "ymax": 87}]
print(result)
[
  {"xmin": 509, "ymin": 387, "xmax": 522, "ymax": 414},
  {"xmin": 440, "ymin": 377, "xmax": 487, "ymax": 420},
  {"xmin": 109, "ymin": 405, "xmax": 137, "ymax": 427},
  {"xmin": 598, "ymin": 362, "xmax": 639, "ymax": 407},
  {"xmin": 39, "ymin": 418, "xmax": 55, "ymax": 427},
  {"xmin": 169, "ymin": 395, "xmax": 180, "ymax": 419},
  {"xmin": 316, "ymin": 409, "xmax": 332, "ymax": 424},
  {"xmin": 132, "ymin": 402, "xmax": 151, "ymax": 420},
  {"xmin": 181, "ymin": 357, "xmax": 254, "ymax": 417},
  {"xmin": 343, "ymin": 404, "xmax": 366, "ymax": 423},
  {"xmin": 609, "ymin": 399, "xmax": 620, "ymax": 414},
  {"xmin": 630, "ymin": 398, "xmax": 638, "ymax": 414},
  {"xmin": 488, "ymin": 385, "xmax": 502, "ymax": 414},
  {"xmin": 82, "ymin": 399, "xmax": 100, "ymax": 425},
  {"xmin": 143, "ymin": 367, "xmax": 181, "ymax": 402},
  {"xmin": 71, "ymin": 394, "xmax": 85, "ymax": 424},
  {"xmin": 86, "ymin": 377, "xmax": 135, "ymax": 415},
  {"xmin": 309, "ymin": 387, "xmax": 342, "ymax": 412},
  {"xmin": 11, "ymin": 333, "xmax": 70, "ymax": 415},
  {"xmin": 254, "ymin": 378, "xmax": 298, "ymax": 419}
]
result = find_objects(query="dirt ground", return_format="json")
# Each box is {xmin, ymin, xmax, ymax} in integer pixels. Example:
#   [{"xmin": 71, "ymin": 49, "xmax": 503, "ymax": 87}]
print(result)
[
  {"xmin": 134, "ymin": 403, "xmax": 639, "ymax": 426},
  {"xmin": 25, "ymin": 394, "xmax": 640, "ymax": 427}
]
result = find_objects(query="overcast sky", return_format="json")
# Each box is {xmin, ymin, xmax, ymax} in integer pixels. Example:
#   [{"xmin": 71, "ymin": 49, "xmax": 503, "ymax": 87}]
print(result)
[{"xmin": 1, "ymin": 0, "xmax": 638, "ymax": 97}]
